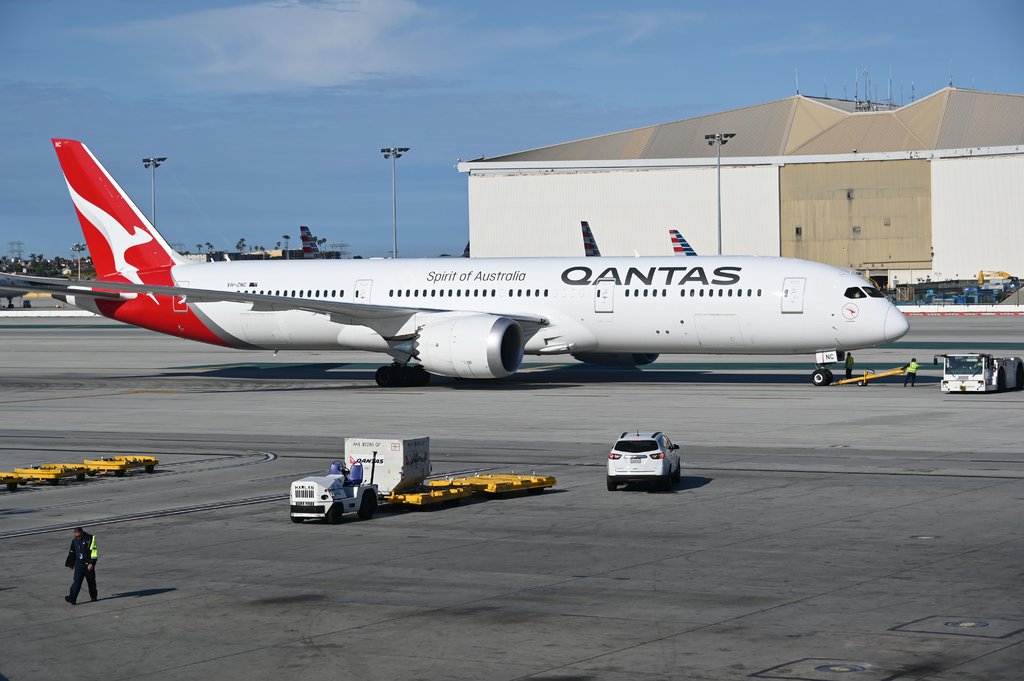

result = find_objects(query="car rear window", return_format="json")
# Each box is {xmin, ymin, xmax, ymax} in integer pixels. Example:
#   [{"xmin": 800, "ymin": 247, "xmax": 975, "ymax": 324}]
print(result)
[{"xmin": 613, "ymin": 440, "xmax": 659, "ymax": 453}]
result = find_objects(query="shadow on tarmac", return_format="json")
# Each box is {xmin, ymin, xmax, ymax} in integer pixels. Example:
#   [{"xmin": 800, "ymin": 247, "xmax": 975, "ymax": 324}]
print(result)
[
  {"xmin": 166, "ymin": 361, "xmax": 939, "ymax": 388},
  {"xmin": 108, "ymin": 588, "xmax": 177, "ymax": 600}
]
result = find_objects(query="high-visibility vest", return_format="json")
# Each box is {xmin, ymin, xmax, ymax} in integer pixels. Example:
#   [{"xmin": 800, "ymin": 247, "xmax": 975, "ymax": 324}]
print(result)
[
  {"xmin": 90, "ymin": 535, "xmax": 99, "ymax": 560},
  {"xmin": 845, "ymin": 355, "xmax": 855, "ymax": 368},
  {"xmin": 907, "ymin": 361, "xmax": 919, "ymax": 374}
]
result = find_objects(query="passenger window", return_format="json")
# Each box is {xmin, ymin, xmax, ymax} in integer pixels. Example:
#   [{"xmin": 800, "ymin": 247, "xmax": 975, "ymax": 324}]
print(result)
[{"xmin": 728, "ymin": 289, "xmax": 733, "ymax": 297}]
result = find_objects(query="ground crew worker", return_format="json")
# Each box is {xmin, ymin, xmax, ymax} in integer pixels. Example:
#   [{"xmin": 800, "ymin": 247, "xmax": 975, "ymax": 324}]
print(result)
[
  {"xmin": 845, "ymin": 353, "xmax": 855, "ymax": 380},
  {"xmin": 65, "ymin": 526, "xmax": 98, "ymax": 604},
  {"xmin": 904, "ymin": 358, "xmax": 920, "ymax": 387}
]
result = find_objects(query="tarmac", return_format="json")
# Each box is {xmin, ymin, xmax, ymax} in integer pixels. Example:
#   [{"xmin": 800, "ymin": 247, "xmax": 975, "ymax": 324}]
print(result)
[{"xmin": 1, "ymin": 314, "xmax": 1022, "ymax": 681}]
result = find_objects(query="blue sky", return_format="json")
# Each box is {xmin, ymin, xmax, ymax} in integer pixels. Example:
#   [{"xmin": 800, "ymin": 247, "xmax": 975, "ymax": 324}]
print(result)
[{"xmin": 2, "ymin": 0, "xmax": 1022, "ymax": 259}]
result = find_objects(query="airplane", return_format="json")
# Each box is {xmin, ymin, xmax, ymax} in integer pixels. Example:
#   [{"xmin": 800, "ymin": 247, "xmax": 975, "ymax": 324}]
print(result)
[
  {"xmin": 299, "ymin": 225, "xmax": 321, "ymax": 259},
  {"xmin": 669, "ymin": 229, "xmax": 698, "ymax": 256},
  {"xmin": 0, "ymin": 139, "xmax": 909, "ymax": 388},
  {"xmin": 581, "ymin": 221, "xmax": 602, "ymax": 257},
  {"xmin": 581, "ymin": 223, "xmax": 698, "ymax": 257}
]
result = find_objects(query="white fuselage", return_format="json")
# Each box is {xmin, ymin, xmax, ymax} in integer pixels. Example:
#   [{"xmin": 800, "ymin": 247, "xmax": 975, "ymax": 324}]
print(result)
[{"xmin": 169, "ymin": 255, "xmax": 908, "ymax": 355}]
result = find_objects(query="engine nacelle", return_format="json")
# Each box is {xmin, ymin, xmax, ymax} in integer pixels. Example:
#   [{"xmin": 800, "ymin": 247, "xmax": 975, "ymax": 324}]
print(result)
[
  {"xmin": 415, "ymin": 314, "xmax": 524, "ymax": 379},
  {"xmin": 572, "ymin": 352, "xmax": 660, "ymax": 367}
]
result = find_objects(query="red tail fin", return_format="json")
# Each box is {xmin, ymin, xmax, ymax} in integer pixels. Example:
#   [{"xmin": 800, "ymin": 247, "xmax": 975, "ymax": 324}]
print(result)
[{"xmin": 52, "ymin": 139, "xmax": 185, "ymax": 282}]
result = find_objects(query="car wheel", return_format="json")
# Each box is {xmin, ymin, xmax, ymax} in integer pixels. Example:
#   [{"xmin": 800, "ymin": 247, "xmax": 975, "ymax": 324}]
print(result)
[
  {"xmin": 671, "ymin": 464, "xmax": 681, "ymax": 484},
  {"xmin": 606, "ymin": 476, "xmax": 618, "ymax": 491},
  {"xmin": 357, "ymin": 491, "xmax": 378, "ymax": 520},
  {"xmin": 290, "ymin": 516, "xmax": 303, "ymax": 524},
  {"xmin": 326, "ymin": 504, "xmax": 343, "ymax": 524}
]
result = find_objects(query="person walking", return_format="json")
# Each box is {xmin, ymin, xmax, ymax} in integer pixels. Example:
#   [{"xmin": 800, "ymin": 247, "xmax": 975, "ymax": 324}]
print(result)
[
  {"xmin": 65, "ymin": 526, "xmax": 98, "ymax": 604},
  {"xmin": 845, "ymin": 353, "xmax": 855, "ymax": 380},
  {"xmin": 904, "ymin": 358, "xmax": 920, "ymax": 387}
]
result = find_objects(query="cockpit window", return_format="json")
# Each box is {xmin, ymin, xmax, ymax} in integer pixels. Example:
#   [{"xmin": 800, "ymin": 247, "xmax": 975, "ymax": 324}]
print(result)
[
  {"xmin": 862, "ymin": 287, "xmax": 885, "ymax": 298},
  {"xmin": 844, "ymin": 286, "xmax": 866, "ymax": 299}
]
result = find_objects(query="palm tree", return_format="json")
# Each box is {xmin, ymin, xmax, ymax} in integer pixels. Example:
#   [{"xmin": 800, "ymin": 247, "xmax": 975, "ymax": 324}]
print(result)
[
  {"xmin": 282, "ymin": 234, "xmax": 291, "ymax": 259},
  {"xmin": 236, "ymin": 238, "xmax": 247, "ymax": 257},
  {"xmin": 195, "ymin": 243, "xmax": 203, "ymax": 254},
  {"xmin": 205, "ymin": 242, "xmax": 214, "ymax": 253}
]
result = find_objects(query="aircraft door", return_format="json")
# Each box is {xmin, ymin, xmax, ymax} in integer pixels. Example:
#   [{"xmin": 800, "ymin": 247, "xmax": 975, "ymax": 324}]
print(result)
[
  {"xmin": 781, "ymin": 277, "xmax": 805, "ymax": 313},
  {"xmin": 355, "ymin": 279, "xmax": 373, "ymax": 302},
  {"xmin": 594, "ymin": 282, "xmax": 615, "ymax": 313}
]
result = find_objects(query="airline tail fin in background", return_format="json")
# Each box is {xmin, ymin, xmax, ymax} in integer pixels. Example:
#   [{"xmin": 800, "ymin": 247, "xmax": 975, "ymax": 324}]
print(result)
[
  {"xmin": 299, "ymin": 225, "xmax": 321, "ymax": 259},
  {"xmin": 51, "ymin": 139, "xmax": 186, "ymax": 283},
  {"xmin": 581, "ymin": 221, "xmax": 602, "ymax": 257},
  {"xmin": 669, "ymin": 229, "xmax": 698, "ymax": 256}
]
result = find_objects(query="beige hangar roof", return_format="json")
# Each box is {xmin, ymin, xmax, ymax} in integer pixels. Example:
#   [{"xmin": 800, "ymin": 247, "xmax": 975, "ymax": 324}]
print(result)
[{"xmin": 478, "ymin": 88, "xmax": 1024, "ymax": 162}]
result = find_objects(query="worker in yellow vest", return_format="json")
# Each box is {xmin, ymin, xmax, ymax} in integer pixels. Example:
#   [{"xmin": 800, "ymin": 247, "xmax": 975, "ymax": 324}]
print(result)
[
  {"xmin": 65, "ymin": 526, "xmax": 99, "ymax": 604},
  {"xmin": 904, "ymin": 358, "xmax": 920, "ymax": 387},
  {"xmin": 845, "ymin": 353, "xmax": 855, "ymax": 380}
]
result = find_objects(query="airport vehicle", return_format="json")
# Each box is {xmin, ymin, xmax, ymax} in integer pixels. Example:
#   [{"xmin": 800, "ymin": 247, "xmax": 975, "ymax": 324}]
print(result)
[
  {"xmin": 0, "ymin": 139, "xmax": 909, "ymax": 388},
  {"xmin": 607, "ymin": 431, "xmax": 681, "ymax": 491},
  {"xmin": 289, "ymin": 437, "xmax": 428, "ymax": 523},
  {"xmin": 935, "ymin": 353, "xmax": 1024, "ymax": 392}
]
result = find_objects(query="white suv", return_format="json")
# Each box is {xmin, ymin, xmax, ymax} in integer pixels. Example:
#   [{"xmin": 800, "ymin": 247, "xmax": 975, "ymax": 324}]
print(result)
[{"xmin": 607, "ymin": 431, "xmax": 681, "ymax": 491}]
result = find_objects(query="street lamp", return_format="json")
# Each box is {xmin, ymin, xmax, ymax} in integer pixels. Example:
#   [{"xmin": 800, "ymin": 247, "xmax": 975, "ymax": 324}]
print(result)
[
  {"xmin": 71, "ymin": 242, "xmax": 86, "ymax": 279},
  {"xmin": 704, "ymin": 133, "xmax": 735, "ymax": 255},
  {"xmin": 142, "ymin": 156, "xmax": 167, "ymax": 226},
  {"xmin": 381, "ymin": 147, "xmax": 410, "ymax": 258}
]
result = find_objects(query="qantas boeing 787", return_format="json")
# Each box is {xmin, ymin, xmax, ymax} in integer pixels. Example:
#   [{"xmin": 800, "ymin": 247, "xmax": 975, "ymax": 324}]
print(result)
[{"xmin": 0, "ymin": 139, "xmax": 909, "ymax": 387}]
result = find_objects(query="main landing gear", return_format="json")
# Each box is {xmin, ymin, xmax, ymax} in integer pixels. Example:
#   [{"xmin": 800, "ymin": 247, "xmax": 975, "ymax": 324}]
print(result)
[{"xmin": 374, "ymin": 363, "xmax": 431, "ymax": 388}]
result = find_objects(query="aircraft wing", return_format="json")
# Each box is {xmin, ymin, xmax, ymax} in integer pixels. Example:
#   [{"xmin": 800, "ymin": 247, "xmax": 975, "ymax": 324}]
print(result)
[{"xmin": 0, "ymin": 274, "xmax": 550, "ymax": 326}]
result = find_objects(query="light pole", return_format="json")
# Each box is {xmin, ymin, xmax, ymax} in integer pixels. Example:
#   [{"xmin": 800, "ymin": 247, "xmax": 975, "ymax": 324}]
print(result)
[
  {"xmin": 704, "ymin": 133, "xmax": 735, "ymax": 255},
  {"xmin": 71, "ymin": 242, "xmax": 86, "ymax": 279},
  {"xmin": 142, "ymin": 156, "xmax": 167, "ymax": 226},
  {"xmin": 381, "ymin": 147, "xmax": 410, "ymax": 258}
]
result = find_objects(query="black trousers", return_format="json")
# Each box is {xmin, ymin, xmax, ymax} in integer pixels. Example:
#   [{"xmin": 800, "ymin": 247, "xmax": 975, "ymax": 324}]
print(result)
[
  {"xmin": 69, "ymin": 562, "xmax": 97, "ymax": 602},
  {"xmin": 904, "ymin": 372, "xmax": 917, "ymax": 386}
]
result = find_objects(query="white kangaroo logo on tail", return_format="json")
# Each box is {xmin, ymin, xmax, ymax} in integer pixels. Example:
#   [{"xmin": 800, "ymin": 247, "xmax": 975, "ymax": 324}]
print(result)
[{"xmin": 67, "ymin": 182, "xmax": 157, "ymax": 295}]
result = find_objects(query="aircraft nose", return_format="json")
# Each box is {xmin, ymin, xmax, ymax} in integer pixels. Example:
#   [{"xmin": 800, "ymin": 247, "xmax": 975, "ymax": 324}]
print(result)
[{"xmin": 884, "ymin": 305, "xmax": 910, "ymax": 341}]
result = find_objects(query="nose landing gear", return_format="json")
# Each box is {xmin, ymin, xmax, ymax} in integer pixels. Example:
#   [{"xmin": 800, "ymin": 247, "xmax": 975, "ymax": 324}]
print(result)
[{"xmin": 811, "ymin": 368, "xmax": 834, "ymax": 386}]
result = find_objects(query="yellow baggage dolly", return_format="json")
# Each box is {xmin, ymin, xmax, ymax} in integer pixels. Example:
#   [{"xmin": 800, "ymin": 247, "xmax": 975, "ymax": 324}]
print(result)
[
  {"xmin": 14, "ymin": 464, "xmax": 89, "ymax": 485},
  {"xmin": 113, "ymin": 455, "xmax": 159, "ymax": 473},
  {"xmin": 427, "ymin": 473, "xmax": 556, "ymax": 496},
  {"xmin": 2, "ymin": 471, "xmax": 24, "ymax": 491},
  {"xmin": 82, "ymin": 457, "xmax": 134, "ymax": 477}
]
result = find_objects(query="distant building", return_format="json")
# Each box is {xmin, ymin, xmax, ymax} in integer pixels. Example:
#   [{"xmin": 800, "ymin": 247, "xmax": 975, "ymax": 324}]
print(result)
[{"xmin": 458, "ymin": 88, "xmax": 1024, "ymax": 286}]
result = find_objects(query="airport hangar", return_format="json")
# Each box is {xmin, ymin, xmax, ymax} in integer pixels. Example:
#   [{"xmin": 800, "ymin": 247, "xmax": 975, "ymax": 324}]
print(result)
[{"xmin": 458, "ymin": 87, "xmax": 1024, "ymax": 288}]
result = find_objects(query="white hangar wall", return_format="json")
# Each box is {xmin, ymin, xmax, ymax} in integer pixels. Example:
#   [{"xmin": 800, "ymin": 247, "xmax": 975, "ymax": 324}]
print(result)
[
  {"xmin": 467, "ymin": 165, "xmax": 781, "ymax": 258},
  {"xmin": 930, "ymin": 154, "xmax": 1024, "ymax": 280}
]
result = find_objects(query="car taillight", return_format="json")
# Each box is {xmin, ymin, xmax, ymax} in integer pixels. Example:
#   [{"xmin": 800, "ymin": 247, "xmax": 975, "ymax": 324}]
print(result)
[
  {"xmin": 649, "ymin": 452, "xmax": 665, "ymax": 459},
  {"xmin": 608, "ymin": 452, "xmax": 622, "ymax": 460}
]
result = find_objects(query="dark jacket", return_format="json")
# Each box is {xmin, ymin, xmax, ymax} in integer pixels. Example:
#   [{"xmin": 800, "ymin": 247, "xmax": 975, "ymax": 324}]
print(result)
[{"xmin": 65, "ymin": 532, "xmax": 98, "ymax": 568}]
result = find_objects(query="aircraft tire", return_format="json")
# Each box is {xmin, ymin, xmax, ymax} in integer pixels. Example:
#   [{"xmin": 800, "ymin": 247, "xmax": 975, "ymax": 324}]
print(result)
[
  {"xmin": 811, "ymin": 369, "xmax": 833, "ymax": 386},
  {"xmin": 375, "ymin": 365, "xmax": 396, "ymax": 387},
  {"xmin": 357, "ymin": 491, "xmax": 378, "ymax": 520}
]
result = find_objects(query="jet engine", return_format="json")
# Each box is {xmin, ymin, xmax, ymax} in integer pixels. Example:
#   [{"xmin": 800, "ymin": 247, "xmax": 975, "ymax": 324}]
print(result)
[
  {"xmin": 571, "ymin": 352, "xmax": 660, "ymax": 366},
  {"xmin": 415, "ymin": 314, "xmax": 524, "ymax": 379}
]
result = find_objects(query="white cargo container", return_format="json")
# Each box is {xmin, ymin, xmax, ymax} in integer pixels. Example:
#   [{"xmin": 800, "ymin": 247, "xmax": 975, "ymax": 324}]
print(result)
[{"xmin": 343, "ymin": 436, "xmax": 430, "ymax": 494}]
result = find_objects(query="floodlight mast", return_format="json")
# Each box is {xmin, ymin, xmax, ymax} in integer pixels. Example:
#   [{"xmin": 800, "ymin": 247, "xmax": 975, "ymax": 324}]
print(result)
[
  {"xmin": 380, "ymin": 147, "xmax": 410, "ymax": 258},
  {"xmin": 704, "ymin": 133, "xmax": 735, "ymax": 256},
  {"xmin": 142, "ymin": 156, "xmax": 167, "ymax": 226}
]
